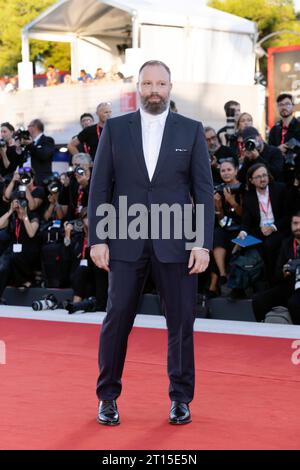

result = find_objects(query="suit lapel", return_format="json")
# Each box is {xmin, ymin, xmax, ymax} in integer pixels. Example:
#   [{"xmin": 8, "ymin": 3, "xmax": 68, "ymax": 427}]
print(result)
[
  {"xmin": 128, "ymin": 111, "xmax": 150, "ymax": 183},
  {"xmin": 151, "ymin": 111, "xmax": 177, "ymax": 184}
]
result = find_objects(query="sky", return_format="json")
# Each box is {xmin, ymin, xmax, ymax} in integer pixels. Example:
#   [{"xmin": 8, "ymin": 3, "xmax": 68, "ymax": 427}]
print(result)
[{"xmin": 294, "ymin": 0, "xmax": 300, "ymax": 11}]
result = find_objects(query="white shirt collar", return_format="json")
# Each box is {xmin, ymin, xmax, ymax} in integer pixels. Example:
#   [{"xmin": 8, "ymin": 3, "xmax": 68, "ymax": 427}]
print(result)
[
  {"xmin": 140, "ymin": 107, "xmax": 169, "ymax": 125},
  {"xmin": 34, "ymin": 133, "xmax": 43, "ymax": 144}
]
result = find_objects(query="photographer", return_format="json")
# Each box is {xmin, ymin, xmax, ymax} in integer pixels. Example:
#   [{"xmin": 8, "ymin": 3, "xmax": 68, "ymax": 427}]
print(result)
[
  {"xmin": 237, "ymin": 127, "xmax": 284, "ymax": 185},
  {"xmin": 217, "ymin": 100, "xmax": 241, "ymax": 153},
  {"xmin": 4, "ymin": 168, "xmax": 45, "ymax": 214},
  {"xmin": 63, "ymin": 208, "xmax": 108, "ymax": 310},
  {"xmin": 68, "ymin": 103, "xmax": 112, "ymax": 160},
  {"xmin": 208, "ymin": 159, "xmax": 243, "ymax": 295},
  {"xmin": 58, "ymin": 153, "xmax": 92, "ymax": 220},
  {"xmin": 204, "ymin": 126, "xmax": 238, "ymax": 184},
  {"xmin": 42, "ymin": 174, "xmax": 64, "ymax": 222},
  {"xmin": 20, "ymin": 119, "xmax": 55, "ymax": 185},
  {"xmin": 285, "ymin": 170, "xmax": 300, "ymax": 218},
  {"xmin": 252, "ymin": 212, "xmax": 300, "ymax": 324},
  {"xmin": 269, "ymin": 93, "xmax": 300, "ymax": 152},
  {"xmin": 0, "ymin": 122, "xmax": 22, "ymax": 176},
  {"xmin": 0, "ymin": 191, "xmax": 40, "ymax": 296},
  {"xmin": 237, "ymin": 163, "xmax": 289, "ymax": 282}
]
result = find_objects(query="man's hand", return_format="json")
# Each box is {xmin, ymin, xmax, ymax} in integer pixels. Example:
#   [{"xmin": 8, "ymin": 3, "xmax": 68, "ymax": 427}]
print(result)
[
  {"xmin": 188, "ymin": 249, "xmax": 210, "ymax": 275},
  {"xmin": 91, "ymin": 244, "xmax": 110, "ymax": 272},
  {"xmin": 278, "ymin": 143, "xmax": 288, "ymax": 154},
  {"xmin": 261, "ymin": 225, "xmax": 275, "ymax": 237}
]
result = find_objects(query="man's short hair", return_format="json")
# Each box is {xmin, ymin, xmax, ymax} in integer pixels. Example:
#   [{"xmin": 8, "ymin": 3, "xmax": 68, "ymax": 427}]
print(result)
[
  {"xmin": 204, "ymin": 126, "xmax": 216, "ymax": 135},
  {"xmin": 276, "ymin": 93, "xmax": 294, "ymax": 104},
  {"xmin": 139, "ymin": 60, "xmax": 171, "ymax": 79},
  {"xmin": 1, "ymin": 122, "xmax": 15, "ymax": 133},
  {"xmin": 30, "ymin": 119, "xmax": 44, "ymax": 133},
  {"xmin": 96, "ymin": 102, "xmax": 111, "ymax": 112},
  {"xmin": 80, "ymin": 113, "xmax": 94, "ymax": 122},
  {"xmin": 224, "ymin": 100, "xmax": 240, "ymax": 114},
  {"xmin": 72, "ymin": 152, "xmax": 92, "ymax": 166},
  {"xmin": 292, "ymin": 210, "xmax": 300, "ymax": 219}
]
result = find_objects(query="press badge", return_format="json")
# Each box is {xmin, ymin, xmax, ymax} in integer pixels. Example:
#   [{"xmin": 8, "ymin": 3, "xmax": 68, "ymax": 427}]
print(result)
[
  {"xmin": 13, "ymin": 244, "xmax": 23, "ymax": 253},
  {"xmin": 80, "ymin": 259, "xmax": 88, "ymax": 267}
]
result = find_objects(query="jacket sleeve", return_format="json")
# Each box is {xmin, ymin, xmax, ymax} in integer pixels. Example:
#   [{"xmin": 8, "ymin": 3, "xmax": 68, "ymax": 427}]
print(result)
[
  {"xmin": 190, "ymin": 122, "xmax": 214, "ymax": 250},
  {"xmin": 27, "ymin": 136, "xmax": 55, "ymax": 162},
  {"xmin": 88, "ymin": 121, "xmax": 114, "ymax": 246}
]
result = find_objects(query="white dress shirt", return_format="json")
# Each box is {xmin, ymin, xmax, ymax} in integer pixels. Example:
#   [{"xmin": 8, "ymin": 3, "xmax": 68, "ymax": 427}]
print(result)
[{"xmin": 140, "ymin": 107, "xmax": 169, "ymax": 181}]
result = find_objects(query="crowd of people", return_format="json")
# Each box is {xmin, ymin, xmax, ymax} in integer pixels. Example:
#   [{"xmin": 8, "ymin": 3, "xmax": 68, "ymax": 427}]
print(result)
[{"xmin": 0, "ymin": 94, "xmax": 299, "ymax": 323}]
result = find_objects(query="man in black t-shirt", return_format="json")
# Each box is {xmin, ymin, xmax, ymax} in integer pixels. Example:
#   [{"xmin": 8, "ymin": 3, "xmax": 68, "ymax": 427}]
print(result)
[{"xmin": 68, "ymin": 103, "xmax": 112, "ymax": 159}]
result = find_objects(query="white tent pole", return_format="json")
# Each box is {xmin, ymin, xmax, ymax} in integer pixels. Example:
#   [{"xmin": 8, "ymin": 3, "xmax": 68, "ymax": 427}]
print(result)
[
  {"xmin": 132, "ymin": 13, "xmax": 139, "ymax": 48},
  {"xmin": 22, "ymin": 31, "xmax": 30, "ymax": 63},
  {"xmin": 71, "ymin": 36, "xmax": 79, "ymax": 81}
]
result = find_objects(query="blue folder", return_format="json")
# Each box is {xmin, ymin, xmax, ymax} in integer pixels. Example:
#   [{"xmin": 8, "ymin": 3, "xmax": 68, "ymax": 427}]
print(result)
[{"xmin": 231, "ymin": 235, "xmax": 262, "ymax": 248}]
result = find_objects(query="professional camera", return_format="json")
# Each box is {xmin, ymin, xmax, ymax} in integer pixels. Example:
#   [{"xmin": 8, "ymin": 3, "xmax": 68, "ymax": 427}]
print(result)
[
  {"xmin": 214, "ymin": 182, "xmax": 241, "ymax": 196},
  {"xmin": 284, "ymin": 138, "xmax": 300, "ymax": 168},
  {"xmin": 0, "ymin": 139, "xmax": 6, "ymax": 148},
  {"xmin": 283, "ymin": 246, "xmax": 300, "ymax": 290},
  {"xmin": 244, "ymin": 138, "xmax": 260, "ymax": 152},
  {"xmin": 225, "ymin": 108, "xmax": 237, "ymax": 143},
  {"xmin": 14, "ymin": 128, "xmax": 31, "ymax": 141},
  {"xmin": 43, "ymin": 175, "xmax": 62, "ymax": 195},
  {"xmin": 74, "ymin": 166, "xmax": 85, "ymax": 177},
  {"xmin": 18, "ymin": 167, "xmax": 32, "ymax": 185},
  {"xmin": 67, "ymin": 219, "xmax": 84, "ymax": 232},
  {"xmin": 32, "ymin": 294, "xmax": 59, "ymax": 311},
  {"xmin": 63, "ymin": 296, "xmax": 97, "ymax": 314}
]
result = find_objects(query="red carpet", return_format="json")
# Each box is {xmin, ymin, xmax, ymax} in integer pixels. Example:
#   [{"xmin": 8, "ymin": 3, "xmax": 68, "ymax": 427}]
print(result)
[{"xmin": 0, "ymin": 317, "xmax": 299, "ymax": 450}]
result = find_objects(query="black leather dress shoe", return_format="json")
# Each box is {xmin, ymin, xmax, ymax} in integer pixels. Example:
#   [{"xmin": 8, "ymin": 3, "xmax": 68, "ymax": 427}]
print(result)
[
  {"xmin": 97, "ymin": 400, "xmax": 120, "ymax": 426},
  {"xmin": 169, "ymin": 401, "xmax": 191, "ymax": 425}
]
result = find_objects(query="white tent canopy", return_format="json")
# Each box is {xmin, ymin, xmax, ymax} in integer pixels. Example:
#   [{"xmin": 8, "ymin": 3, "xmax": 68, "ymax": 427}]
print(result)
[{"xmin": 21, "ymin": 0, "xmax": 257, "ymax": 85}]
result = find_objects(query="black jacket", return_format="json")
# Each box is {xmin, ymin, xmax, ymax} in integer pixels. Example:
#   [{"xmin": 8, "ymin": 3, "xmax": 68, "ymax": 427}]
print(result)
[
  {"xmin": 241, "ymin": 182, "xmax": 288, "ymax": 237},
  {"xmin": 269, "ymin": 117, "xmax": 300, "ymax": 147},
  {"xmin": 237, "ymin": 143, "xmax": 284, "ymax": 184},
  {"xmin": 26, "ymin": 135, "xmax": 55, "ymax": 184}
]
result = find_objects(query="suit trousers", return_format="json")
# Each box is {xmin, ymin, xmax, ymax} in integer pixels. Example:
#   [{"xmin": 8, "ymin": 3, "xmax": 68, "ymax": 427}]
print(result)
[{"xmin": 96, "ymin": 239, "xmax": 198, "ymax": 403}]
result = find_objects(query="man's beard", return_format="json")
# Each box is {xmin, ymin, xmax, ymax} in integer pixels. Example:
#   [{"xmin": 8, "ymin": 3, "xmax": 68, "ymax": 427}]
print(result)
[{"xmin": 140, "ymin": 93, "xmax": 169, "ymax": 115}]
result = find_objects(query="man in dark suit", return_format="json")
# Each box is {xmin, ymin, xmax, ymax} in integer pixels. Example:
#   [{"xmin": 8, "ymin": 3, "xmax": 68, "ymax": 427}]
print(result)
[
  {"xmin": 88, "ymin": 60, "xmax": 214, "ymax": 426},
  {"xmin": 24, "ymin": 119, "xmax": 55, "ymax": 184},
  {"xmin": 252, "ymin": 211, "xmax": 300, "ymax": 323},
  {"xmin": 237, "ymin": 163, "xmax": 289, "ymax": 282}
]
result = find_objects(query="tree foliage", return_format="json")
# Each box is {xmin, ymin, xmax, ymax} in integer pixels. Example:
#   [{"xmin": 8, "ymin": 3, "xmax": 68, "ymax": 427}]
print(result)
[{"xmin": 0, "ymin": 0, "xmax": 70, "ymax": 76}]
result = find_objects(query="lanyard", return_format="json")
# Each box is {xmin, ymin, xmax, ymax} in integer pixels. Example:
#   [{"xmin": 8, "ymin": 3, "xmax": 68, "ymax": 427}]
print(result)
[
  {"xmin": 293, "ymin": 239, "xmax": 300, "ymax": 258},
  {"xmin": 259, "ymin": 194, "xmax": 270, "ymax": 217},
  {"xmin": 281, "ymin": 125, "xmax": 288, "ymax": 145},
  {"xmin": 77, "ymin": 188, "xmax": 84, "ymax": 208},
  {"xmin": 15, "ymin": 219, "xmax": 21, "ymax": 243},
  {"xmin": 81, "ymin": 237, "xmax": 88, "ymax": 259},
  {"xmin": 96, "ymin": 124, "xmax": 101, "ymax": 140}
]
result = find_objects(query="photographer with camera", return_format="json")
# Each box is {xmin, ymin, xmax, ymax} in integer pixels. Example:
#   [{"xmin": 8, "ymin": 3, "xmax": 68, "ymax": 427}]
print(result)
[
  {"xmin": 58, "ymin": 153, "xmax": 92, "ymax": 220},
  {"xmin": 217, "ymin": 100, "xmax": 241, "ymax": 152},
  {"xmin": 0, "ymin": 122, "xmax": 23, "ymax": 177},
  {"xmin": 18, "ymin": 119, "xmax": 55, "ymax": 185},
  {"xmin": 204, "ymin": 126, "xmax": 238, "ymax": 184},
  {"xmin": 207, "ymin": 159, "xmax": 243, "ymax": 296},
  {"xmin": 68, "ymin": 103, "xmax": 112, "ymax": 160},
  {"xmin": 269, "ymin": 93, "xmax": 300, "ymax": 183},
  {"xmin": 62, "ymin": 207, "xmax": 108, "ymax": 312},
  {"xmin": 252, "ymin": 211, "xmax": 300, "ymax": 323},
  {"xmin": 286, "ymin": 170, "xmax": 300, "ymax": 219},
  {"xmin": 3, "ymin": 167, "xmax": 45, "ymax": 214},
  {"xmin": 42, "ymin": 173, "xmax": 63, "ymax": 222},
  {"xmin": 0, "ymin": 190, "xmax": 40, "ymax": 296},
  {"xmin": 237, "ymin": 127, "xmax": 284, "ymax": 185},
  {"xmin": 237, "ymin": 163, "xmax": 289, "ymax": 283}
]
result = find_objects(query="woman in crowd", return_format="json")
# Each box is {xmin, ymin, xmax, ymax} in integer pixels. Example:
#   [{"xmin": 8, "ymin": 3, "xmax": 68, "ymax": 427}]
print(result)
[{"xmin": 207, "ymin": 159, "xmax": 243, "ymax": 297}]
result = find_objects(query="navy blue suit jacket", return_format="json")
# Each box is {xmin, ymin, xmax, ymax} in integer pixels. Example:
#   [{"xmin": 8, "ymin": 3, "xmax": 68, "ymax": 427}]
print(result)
[{"xmin": 88, "ymin": 110, "xmax": 214, "ymax": 262}]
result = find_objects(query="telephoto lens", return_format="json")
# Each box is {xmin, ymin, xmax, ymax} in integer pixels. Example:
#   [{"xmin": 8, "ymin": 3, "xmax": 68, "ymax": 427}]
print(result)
[{"xmin": 32, "ymin": 294, "xmax": 58, "ymax": 311}]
